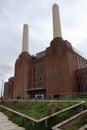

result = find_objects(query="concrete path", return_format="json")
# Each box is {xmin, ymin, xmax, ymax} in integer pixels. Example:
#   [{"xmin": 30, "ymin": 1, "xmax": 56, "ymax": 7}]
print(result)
[{"xmin": 0, "ymin": 112, "xmax": 25, "ymax": 130}]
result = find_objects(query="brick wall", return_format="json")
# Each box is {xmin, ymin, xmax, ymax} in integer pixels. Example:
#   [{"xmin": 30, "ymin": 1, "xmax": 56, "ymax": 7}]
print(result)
[
  {"xmin": 4, "ymin": 77, "xmax": 14, "ymax": 99},
  {"xmin": 13, "ymin": 52, "xmax": 32, "ymax": 99},
  {"xmin": 45, "ymin": 37, "xmax": 76, "ymax": 98}
]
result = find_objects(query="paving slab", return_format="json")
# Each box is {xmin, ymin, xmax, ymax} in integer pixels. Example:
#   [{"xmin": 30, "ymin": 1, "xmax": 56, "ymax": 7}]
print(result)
[{"xmin": 0, "ymin": 112, "xmax": 25, "ymax": 130}]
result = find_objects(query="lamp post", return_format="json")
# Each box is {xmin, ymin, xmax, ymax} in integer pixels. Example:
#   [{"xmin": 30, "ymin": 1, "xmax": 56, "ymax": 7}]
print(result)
[{"xmin": 1, "ymin": 79, "xmax": 4, "ymax": 99}]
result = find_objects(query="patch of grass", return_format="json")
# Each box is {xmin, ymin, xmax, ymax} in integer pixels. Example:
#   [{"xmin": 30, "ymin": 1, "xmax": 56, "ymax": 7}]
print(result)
[
  {"xmin": 0, "ymin": 101, "xmax": 76, "ymax": 119},
  {"xmin": 0, "ymin": 98, "xmax": 87, "ymax": 130}
]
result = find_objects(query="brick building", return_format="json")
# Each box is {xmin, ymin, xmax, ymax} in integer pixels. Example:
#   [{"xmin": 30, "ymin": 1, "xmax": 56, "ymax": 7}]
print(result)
[
  {"xmin": 4, "ymin": 4, "xmax": 87, "ymax": 99},
  {"xmin": 75, "ymin": 68, "xmax": 87, "ymax": 94},
  {"xmin": 4, "ymin": 37, "xmax": 87, "ymax": 99},
  {"xmin": 4, "ymin": 77, "xmax": 14, "ymax": 99}
]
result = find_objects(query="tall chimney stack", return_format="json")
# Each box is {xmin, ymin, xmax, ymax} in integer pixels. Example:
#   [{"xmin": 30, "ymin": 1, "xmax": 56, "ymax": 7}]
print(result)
[
  {"xmin": 52, "ymin": 4, "xmax": 62, "ymax": 38},
  {"xmin": 22, "ymin": 24, "xmax": 28, "ymax": 52}
]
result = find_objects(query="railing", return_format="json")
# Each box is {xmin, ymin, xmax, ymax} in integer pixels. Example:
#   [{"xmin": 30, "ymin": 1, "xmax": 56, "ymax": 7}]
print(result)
[
  {"xmin": 52, "ymin": 109, "xmax": 87, "ymax": 130},
  {"xmin": 0, "ymin": 101, "xmax": 85, "ymax": 128}
]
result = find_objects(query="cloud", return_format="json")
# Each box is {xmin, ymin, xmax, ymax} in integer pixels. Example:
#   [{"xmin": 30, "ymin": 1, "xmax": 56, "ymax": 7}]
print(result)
[{"xmin": 0, "ymin": 63, "xmax": 14, "ymax": 84}]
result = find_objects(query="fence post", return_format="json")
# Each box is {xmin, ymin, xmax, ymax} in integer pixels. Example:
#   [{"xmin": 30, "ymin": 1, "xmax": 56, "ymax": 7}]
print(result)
[
  {"xmin": 32, "ymin": 121, "xmax": 35, "ymax": 126},
  {"xmin": 45, "ymin": 119, "xmax": 48, "ymax": 128}
]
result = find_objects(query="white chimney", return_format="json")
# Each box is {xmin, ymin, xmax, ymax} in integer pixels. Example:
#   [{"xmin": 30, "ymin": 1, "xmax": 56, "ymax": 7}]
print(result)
[
  {"xmin": 22, "ymin": 24, "xmax": 28, "ymax": 52},
  {"xmin": 52, "ymin": 4, "xmax": 62, "ymax": 38}
]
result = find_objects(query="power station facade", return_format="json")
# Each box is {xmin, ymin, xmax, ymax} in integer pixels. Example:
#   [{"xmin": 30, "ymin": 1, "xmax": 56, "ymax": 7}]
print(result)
[{"xmin": 4, "ymin": 4, "xmax": 87, "ymax": 99}]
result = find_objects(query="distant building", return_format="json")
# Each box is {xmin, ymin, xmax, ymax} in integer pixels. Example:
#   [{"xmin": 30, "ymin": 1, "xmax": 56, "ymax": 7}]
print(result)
[
  {"xmin": 4, "ymin": 4, "xmax": 87, "ymax": 99},
  {"xmin": 4, "ymin": 77, "xmax": 14, "ymax": 99}
]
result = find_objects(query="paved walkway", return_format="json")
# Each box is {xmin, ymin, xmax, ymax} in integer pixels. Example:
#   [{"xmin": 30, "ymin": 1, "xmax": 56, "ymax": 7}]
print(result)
[{"xmin": 0, "ymin": 112, "xmax": 25, "ymax": 130}]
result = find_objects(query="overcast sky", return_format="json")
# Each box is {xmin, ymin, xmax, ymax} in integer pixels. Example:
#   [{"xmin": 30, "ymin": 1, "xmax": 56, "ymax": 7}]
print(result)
[{"xmin": 0, "ymin": 0, "xmax": 87, "ymax": 96}]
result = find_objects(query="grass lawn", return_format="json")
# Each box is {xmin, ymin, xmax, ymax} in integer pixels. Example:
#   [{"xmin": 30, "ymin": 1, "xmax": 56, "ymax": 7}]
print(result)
[
  {"xmin": 0, "ymin": 98, "xmax": 87, "ymax": 130},
  {"xmin": 0, "ymin": 100, "xmax": 77, "ymax": 119}
]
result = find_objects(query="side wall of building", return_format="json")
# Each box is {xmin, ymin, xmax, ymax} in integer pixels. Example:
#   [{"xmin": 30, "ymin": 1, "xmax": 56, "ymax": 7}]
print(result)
[
  {"xmin": 45, "ymin": 37, "xmax": 76, "ymax": 98},
  {"xmin": 13, "ymin": 52, "xmax": 32, "ymax": 99},
  {"xmin": 75, "ymin": 68, "xmax": 87, "ymax": 94},
  {"xmin": 74, "ymin": 52, "xmax": 87, "ymax": 70},
  {"xmin": 27, "ymin": 57, "xmax": 46, "ymax": 98},
  {"xmin": 4, "ymin": 77, "xmax": 14, "ymax": 99}
]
